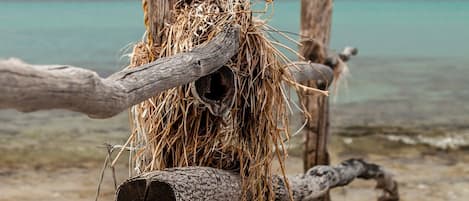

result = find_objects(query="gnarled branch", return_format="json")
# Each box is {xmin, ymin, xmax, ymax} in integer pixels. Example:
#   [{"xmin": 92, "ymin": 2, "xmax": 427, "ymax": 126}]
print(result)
[
  {"xmin": 0, "ymin": 26, "xmax": 240, "ymax": 118},
  {"xmin": 191, "ymin": 62, "xmax": 334, "ymax": 117},
  {"xmin": 116, "ymin": 159, "xmax": 399, "ymax": 201}
]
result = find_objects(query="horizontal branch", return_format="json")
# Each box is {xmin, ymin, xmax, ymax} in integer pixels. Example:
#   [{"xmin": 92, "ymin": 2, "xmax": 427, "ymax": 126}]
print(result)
[
  {"xmin": 288, "ymin": 61, "xmax": 334, "ymax": 88},
  {"xmin": 0, "ymin": 26, "xmax": 240, "ymax": 118},
  {"xmin": 339, "ymin": 46, "xmax": 358, "ymax": 62},
  {"xmin": 325, "ymin": 46, "xmax": 358, "ymax": 69},
  {"xmin": 190, "ymin": 62, "xmax": 334, "ymax": 117},
  {"xmin": 116, "ymin": 159, "xmax": 399, "ymax": 201},
  {"xmin": 0, "ymin": 49, "xmax": 332, "ymax": 119}
]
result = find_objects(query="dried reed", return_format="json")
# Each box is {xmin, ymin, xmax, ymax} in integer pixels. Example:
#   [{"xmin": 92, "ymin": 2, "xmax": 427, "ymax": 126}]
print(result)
[{"xmin": 119, "ymin": 0, "xmax": 321, "ymax": 200}]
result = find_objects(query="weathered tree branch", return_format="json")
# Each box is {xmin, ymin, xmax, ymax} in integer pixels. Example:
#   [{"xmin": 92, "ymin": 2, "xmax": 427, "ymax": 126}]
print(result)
[
  {"xmin": 338, "ymin": 46, "xmax": 358, "ymax": 62},
  {"xmin": 289, "ymin": 62, "xmax": 334, "ymax": 90},
  {"xmin": 0, "ymin": 47, "xmax": 332, "ymax": 119},
  {"xmin": 325, "ymin": 46, "xmax": 359, "ymax": 69},
  {"xmin": 0, "ymin": 26, "xmax": 240, "ymax": 118},
  {"xmin": 116, "ymin": 159, "xmax": 399, "ymax": 201},
  {"xmin": 190, "ymin": 62, "xmax": 334, "ymax": 117}
]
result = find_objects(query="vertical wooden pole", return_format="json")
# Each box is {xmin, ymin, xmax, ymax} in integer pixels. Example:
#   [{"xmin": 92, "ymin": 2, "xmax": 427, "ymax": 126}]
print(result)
[
  {"xmin": 299, "ymin": 1, "xmax": 333, "ymax": 200},
  {"xmin": 145, "ymin": 0, "xmax": 176, "ymax": 53}
]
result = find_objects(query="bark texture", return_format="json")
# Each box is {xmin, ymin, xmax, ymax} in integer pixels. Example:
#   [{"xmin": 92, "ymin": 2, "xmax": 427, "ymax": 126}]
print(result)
[
  {"xmin": 299, "ymin": 1, "xmax": 334, "ymax": 200},
  {"xmin": 289, "ymin": 62, "xmax": 333, "ymax": 84},
  {"xmin": 116, "ymin": 159, "xmax": 399, "ymax": 201},
  {"xmin": 190, "ymin": 61, "xmax": 333, "ymax": 117},
  {"xmin": 146, "ymin": 0, "xmax": 176, "ymax": 47},
  {"xmin": 300, "ymin": 0, "xmax": 334, "ymax": 173},
  {"xmin": 0, "ymin": 52, "xmax": 331, "ymax": 119},
  {"xmin": 0, "ymin": 26, "xmax": 239, "ymax": 118}
]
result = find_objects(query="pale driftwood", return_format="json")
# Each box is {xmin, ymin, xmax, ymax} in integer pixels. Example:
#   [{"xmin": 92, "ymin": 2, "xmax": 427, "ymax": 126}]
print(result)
[
  {"xmin": 339, "ymin": 46, "xmax": 358, "ymax": 62},
  {"xmin": 0, "ymin": 26, "xmax": 239, "ymax": 118},
  {"xmin": 325, "ymin": 46, "xmax": 359, "ymax": 69},
  {"xmin": 116, "ymin": 159, "xmax": 399, "ymax": 201},
  {"xmin": 0, "ymin": 50, "xmax": 332, "ymax": 119},
  {"xmin": 289, "ymin": 62, "xmax": 334, "ymax": 89},
  {"xmin": 191, "ymin": 62, "xmax": 334, "ymax": 117}
]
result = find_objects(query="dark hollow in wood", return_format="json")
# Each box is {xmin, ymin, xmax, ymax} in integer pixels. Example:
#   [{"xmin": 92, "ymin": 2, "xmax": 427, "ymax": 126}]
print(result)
[
  {"xmin": 116, "ymin": 159, "xmax": 399, "ymax": 201},
  {"xmin": 191, "ymin": 62, "xmax": 333, "ymax": 117},
  {"xmin": 0, "ymin": 23, "xmax": 335, "ymax": 119},
  {"xmin": 191, "ymin": 66, "xmax": 236, "ymax": 117},
  {"xmin": 0, "ymin": 26, "xmax": 240, "ymax": 119}
]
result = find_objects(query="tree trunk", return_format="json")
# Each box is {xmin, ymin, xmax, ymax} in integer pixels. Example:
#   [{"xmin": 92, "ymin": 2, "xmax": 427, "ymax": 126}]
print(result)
[
  {"xmin": 146, "ymin": 0, "xmax": 176, "ymax": 49},
  {"xmin": 116, "ymin": 159, "xmax": 399, "ymax": 201},
  {"xmin": 299, "ymin": 0, "xmax": 334, "ymax": 200},
  {"xmin": 300, "ymin": 0, "xmax": 333, "ymax": 171}
]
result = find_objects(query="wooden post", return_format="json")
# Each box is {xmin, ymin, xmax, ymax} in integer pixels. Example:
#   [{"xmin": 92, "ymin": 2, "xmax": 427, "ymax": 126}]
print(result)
[
  {"xmin": 299, "ymin": 0, "xmax": 334, "ymax": 200},
  {"xmin": 145, "ymin": 0, "xmax": 176, "ymax": 49}
]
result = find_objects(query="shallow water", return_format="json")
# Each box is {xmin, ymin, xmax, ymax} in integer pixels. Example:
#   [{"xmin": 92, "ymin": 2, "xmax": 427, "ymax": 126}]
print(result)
[
  {"xmin": 1, "ymin": 2, "xmax": 469, "ymax": 200},
  {"xmin": 1, "ymin": 0, "xmax": 469, "ymax": 148}
]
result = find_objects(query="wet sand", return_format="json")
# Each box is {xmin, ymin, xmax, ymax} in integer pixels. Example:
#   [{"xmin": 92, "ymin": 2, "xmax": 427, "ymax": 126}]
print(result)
[
  {"xmin": 1, "ymin": 110, "xmax": 469, "ymax": 201},
  {"xmin": 1, "ymin": 146, "xmax": 468, "ymax": 201}
]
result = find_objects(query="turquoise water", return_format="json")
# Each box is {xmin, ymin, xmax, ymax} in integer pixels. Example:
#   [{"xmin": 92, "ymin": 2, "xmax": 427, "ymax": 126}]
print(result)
[
  {"xmin": 1, "ymin": 0, "xmax": 469, "ymax": 130},
  {"xmin": 0, "ymin": 1, "xmax": 144, "ymax": 73},
  {"xmin": 2, "ymin": 1, "xmax": 468, "ymax": 69},
  {"xmin": 254, "ymin": 0, "xmax": 469, "ymax": 58}
]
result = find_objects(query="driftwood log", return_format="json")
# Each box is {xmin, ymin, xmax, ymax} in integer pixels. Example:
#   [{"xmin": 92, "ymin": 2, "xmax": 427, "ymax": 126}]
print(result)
[
  {"xmin": 324, "ymin": 46, "xmax": 358, "ymax": 69},
  {"xmin": 0, "ymin": 35, "xmax": 333, "ymax": 119},
  {"xmin": 0, "ymin": 26, "xmax": 240, "ymax": 118},
  {"xmin": 191, "ymin": 62, "xmax": 333, "ymax": 117},
  {"xmin": 116, "ymin": 159, "xmax": 399, "ymax": 201}
]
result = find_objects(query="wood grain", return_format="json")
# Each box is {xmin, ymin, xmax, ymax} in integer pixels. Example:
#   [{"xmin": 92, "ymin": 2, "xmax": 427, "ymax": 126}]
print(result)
[
  {"xmin": 0, "ymin": 26, "xmax": 239, "ymax": 118},
  {"xmin": 116, "ymin": 159, "xmax": 399, "ymax": 201}
]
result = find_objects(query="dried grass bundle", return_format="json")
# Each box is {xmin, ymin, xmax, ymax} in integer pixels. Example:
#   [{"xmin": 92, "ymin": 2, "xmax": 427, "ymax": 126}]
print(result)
[{"xmin": 124, "ymin": 0, "xmax": 301, "ymax": 200}]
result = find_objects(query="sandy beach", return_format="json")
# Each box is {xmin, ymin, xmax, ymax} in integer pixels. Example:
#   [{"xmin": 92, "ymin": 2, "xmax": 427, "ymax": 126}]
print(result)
[
  {"xmin": 1, "ymin": 1, "xmax": 469, "ymax": 200},
  {"xmin": 1, "ymin": 138, "xmax": 468, "ymax": 201},
  {"xmin": 1, "ymin": 110, "xmax": 468, "ymax": 201}
]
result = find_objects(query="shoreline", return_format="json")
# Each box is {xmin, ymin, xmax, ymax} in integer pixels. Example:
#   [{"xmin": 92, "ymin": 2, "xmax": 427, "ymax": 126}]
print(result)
[
  {"xmin": 1, "ymin": 135, "xmax": 468, "ymax": 201},
  {"xmin": 1, "ymin": 110, "xmax": 469, "ymax": 200},
  {"xmin": 1, "ymin": 108, "xmax": 469, "ymax": 169}
]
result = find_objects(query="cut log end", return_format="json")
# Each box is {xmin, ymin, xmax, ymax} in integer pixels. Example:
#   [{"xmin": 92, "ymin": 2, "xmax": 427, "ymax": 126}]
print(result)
[
  {"xmin": 115, "ymin": 159, "xmax": 399, "ymax": 201},
  {"xmin": 115, "ymin": 180, "xmax": 148, "ymax": 201},
  {"xmin": 116, "ymin": 179, "xmax": 177, "ymax": 201}
]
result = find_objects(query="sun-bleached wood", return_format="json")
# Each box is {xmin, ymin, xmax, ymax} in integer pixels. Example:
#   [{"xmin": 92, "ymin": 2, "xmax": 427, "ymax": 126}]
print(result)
[
  {"xmin": 191, "ymin": 62, "xmax": 333, "ymax": 117},
  {"xmin": 339, "ymin": 46, "xmax": 358, "ymax": 62},
  {"xmin": 325, "ymin": 46, "xmax": 359, "ymax": 69},
  {"xmin": 0, "ymin": 50, "xmax": 332, "ymax": 119},
  {"xmin": 116, "ymin": 159, "xmax": 399, "ymax": 201},
  {"xmin": 0, "ymin": 26, "xmax": 239, "ymax": 118},
  {"xmin": 289, "ymin": 62, "xmax": 333, "ymax": 84}
]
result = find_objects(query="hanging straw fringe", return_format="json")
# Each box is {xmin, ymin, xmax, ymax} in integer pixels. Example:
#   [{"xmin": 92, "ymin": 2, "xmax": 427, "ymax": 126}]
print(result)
[{"xmin": 113, "ymin": 1, "xmax": 328, "ymax": 200}]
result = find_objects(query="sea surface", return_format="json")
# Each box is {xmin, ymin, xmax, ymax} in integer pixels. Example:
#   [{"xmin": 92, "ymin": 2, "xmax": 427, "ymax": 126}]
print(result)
[{"xmin": 1, "ymin": 0, "xmax": 469, "ymax": 149}]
